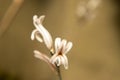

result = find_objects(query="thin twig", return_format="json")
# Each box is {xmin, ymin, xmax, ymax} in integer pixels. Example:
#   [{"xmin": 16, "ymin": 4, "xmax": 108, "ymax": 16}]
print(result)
[{"xmin": 0, "ymin": 0, "xmax": 24, "ymax": 37}]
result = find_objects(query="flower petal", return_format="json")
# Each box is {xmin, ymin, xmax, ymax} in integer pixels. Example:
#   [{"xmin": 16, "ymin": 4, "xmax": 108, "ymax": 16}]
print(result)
[
  {"xmin": 31, "ymin": 29, "xmax": 37, "ymax": 40},
  {"xmin": 64, "ymin": 41, "xmax": 73, "ymax": 54},
  {"xmin": 33, "ymin": 15, "xmax": 53, "ymax": 50},
  {"xmin": 35, "ymin": 33, "xmax": 43, "ymax": 42},
  {"xmin": 38, "ymin": 15, "xmax": 45, "ymax": 24},
  {"xmin": 56, "ymin": 56, "xmax": 61, "ymax": 66},
  {"xmin": 55, "ymin": 37, "xmax": 62, "ymax": 53},
  {"xmin": 31, "ymin": 29, "xmax": 43, "ymax": 42},
  {"xmin": 62, "ymin": 54, "xmax": 68, "ymax": 69},
  {"xmin": 60, "ymin": 56, "xmax": 66, "ymax": 66},
  {"xmin": 34, "ymin": 50, "xmax": 57, "ymax": 74},
  {"xmin": 34, "ymin": 50, "xmax": 49, "ymax": 62},
  {"xmin": 50, "ymin": 53, "xmax": 58, "ymax": 64},
  {"xmin": 61, "ymin": 39, "xmax": 67, "ymax": 53}
]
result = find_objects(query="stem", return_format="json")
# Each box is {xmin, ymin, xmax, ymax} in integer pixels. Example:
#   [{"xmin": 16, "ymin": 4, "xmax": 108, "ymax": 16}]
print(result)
[
  {"xmin": 56, "ymin": 66, "xmax": 62, "ymax": 80},
  {"xmin": 0, "ymin": 0, "xmax": 24, "ymax": 37},
  {"xmin": 50, "ymin": 52, "xmax": 62, "ymax": 80}
]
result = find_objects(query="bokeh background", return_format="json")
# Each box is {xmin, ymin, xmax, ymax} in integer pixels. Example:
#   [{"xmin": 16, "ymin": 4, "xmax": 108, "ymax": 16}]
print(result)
[{"xmin": 0, "ymin": 0, "xmax": 119, "ymax": 80}]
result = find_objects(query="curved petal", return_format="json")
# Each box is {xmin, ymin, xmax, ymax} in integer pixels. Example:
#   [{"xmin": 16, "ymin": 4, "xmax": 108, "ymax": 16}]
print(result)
[
  {"xmin": 61, "ymin": 39, "xmax": 67, "ymax": 53},
  {"xmin": 38, "ymin": 15, "xmax": 45, "ymax": 24},
  {"xmin": 33, "ymin": 15, "xmax": 53, "ymax": 50},
  {"xmin": 56, "ymin": 56, "xmax": 61, "ymax": 66},
  {"xmin": 34, "ymin": 50, "xmax": 57, "ymax": 73},
  {"xmin": 59, "ymin": 55, "xmax": 65, "ymax": 66},
  {"xmin": 55, "ymin": 37, "xmax": 62, "ymax": 53},
  {"xmin": 62, "ymin": 54, "xmax": 68, "ymax": 69},
  {"xmin": 31, "ymin": 29, "xmax": 38, "ymax": 40},
  {"xmin": 35, "ymin": 33, "xmax": 43, "ymax": 42},
  {"xmin": 50, "ymin": 53, "xmax": 58, "ymax": 64},
  {"xmin": 31, "ymin": 29, "xmax": 43, "ymax": 42},
  {"xmin": 34, "ymin": 50, "xmax": 50, "ymax": 62},
  {"xmin": 31, "ymin": 29, "xmax": 36, "ymax": 40},
  {"xmin": 64, "ymin": 41, "xmax": 73, "ymax": 54}
]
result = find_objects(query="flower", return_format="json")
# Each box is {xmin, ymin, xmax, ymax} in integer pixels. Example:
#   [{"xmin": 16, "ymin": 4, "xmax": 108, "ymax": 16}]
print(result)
[
  {"xmin": 31, "ymin": 15, "xmax": 53, "ymax": 51},
  {"xmin": 31, "ymin": 15, "xmax": 73, "ymax": 70},
  {"xmin": 50, "ymin": 37, "xmax": 73, "ymax": 69}
]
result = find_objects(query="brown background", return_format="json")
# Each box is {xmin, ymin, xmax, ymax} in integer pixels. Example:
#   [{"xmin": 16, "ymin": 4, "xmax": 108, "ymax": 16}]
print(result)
[{"xmin": 0, "ymin": 0, "xmax": 119, "ymax": 80}]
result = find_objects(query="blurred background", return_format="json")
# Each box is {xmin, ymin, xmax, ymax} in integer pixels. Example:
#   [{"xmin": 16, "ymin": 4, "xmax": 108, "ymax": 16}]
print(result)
[{"xmin": 0, "ymin": 0, "xmax": 119, "ymax": 80}]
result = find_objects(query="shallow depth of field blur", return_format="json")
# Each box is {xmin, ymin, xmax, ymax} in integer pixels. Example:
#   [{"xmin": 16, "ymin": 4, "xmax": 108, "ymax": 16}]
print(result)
[{"xmin": 0, "ymin": 0, "xmax": 119, "ymax": 80}]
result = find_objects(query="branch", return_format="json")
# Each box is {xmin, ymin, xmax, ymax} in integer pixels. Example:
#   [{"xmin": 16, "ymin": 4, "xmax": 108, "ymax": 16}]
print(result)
[{"xmin": 0, "ymin": 0, "xmax": 24, "ymax": 37}]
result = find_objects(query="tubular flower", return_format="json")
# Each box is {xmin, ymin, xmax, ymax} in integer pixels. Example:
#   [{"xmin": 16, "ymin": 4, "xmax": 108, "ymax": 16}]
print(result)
[
  {"xmin": 31, "ymin": 15, "xmax": 73, "ymax": 70},
  {"xmin": 50, "ymin": 37, "xmax": 73, "ymax": 69},
  {"xmin": 31, "ymin": 15, "xmax": 53, "ymax": 51}
]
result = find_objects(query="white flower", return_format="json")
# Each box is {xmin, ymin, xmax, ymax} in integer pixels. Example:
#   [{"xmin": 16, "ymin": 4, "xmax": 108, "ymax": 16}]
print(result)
[
  {"xmin": 31, "ymin": 15, "xmax": 53, "ymax": 51},
  {"xmin": 31, "ymin": 15, "xmax": 73, "ymax": 70},
  {"xmin": 50, "ymin": 37, "xmax": 73, "ymax": 69}
]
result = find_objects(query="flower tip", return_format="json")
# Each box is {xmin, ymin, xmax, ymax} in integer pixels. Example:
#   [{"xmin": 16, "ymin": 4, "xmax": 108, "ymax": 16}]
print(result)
[
  {"xmin": 33, "ymin": 50, "xmax": 44, "ymax": 59},
  {"xmin": 33, "ymin": 50, "xmax": 39, "ymax": 58},
  {"xmin": 33, "ymin": 15, "xmax": 45, "ymax": 24},
  {"xmin": 31, "ymin": 35, "xmax": 34, "ymax": 40},
  {"xmin": 33, "ymin": 15, "xmax": 38, "ymax": 20},
  {"xmin": 33, "ymin": 50, "xmax": 37, "ymax": 53},
  {"xmin": 33, "ymin": 50, "xmax": 39, "ymax": 55},
  {"xmin": 39, "ymin": 15, "xmax": 45, "ymax": 24},
  {"xmin": 40, "ymin": 15, "xmax": 45, "ymax": 19},
  {"xmin": 70, "ymin": 42, "xmax": 73, "ymax": 47}
]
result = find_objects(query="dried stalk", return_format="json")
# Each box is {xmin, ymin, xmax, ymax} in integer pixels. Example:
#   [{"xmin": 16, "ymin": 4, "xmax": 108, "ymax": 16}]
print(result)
[{"xmin": 0, "ymin": 0, "xmax": 24, "ymax": 37}]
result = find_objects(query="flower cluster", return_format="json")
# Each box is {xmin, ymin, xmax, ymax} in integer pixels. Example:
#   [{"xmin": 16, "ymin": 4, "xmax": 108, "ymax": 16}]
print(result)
[{"xmin": 31, "ymin": 15, "xmax": 73, "ymax": 72}]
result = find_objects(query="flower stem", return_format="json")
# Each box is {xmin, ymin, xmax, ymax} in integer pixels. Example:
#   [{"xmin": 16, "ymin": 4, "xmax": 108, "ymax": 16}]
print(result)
[
  {"xmin": 56, "ymin": 66, "xmax": 62, "ymax": 80},
  {"xmin": 50, "ymin": 52, "xmax": 62, "ymax": 80}
]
